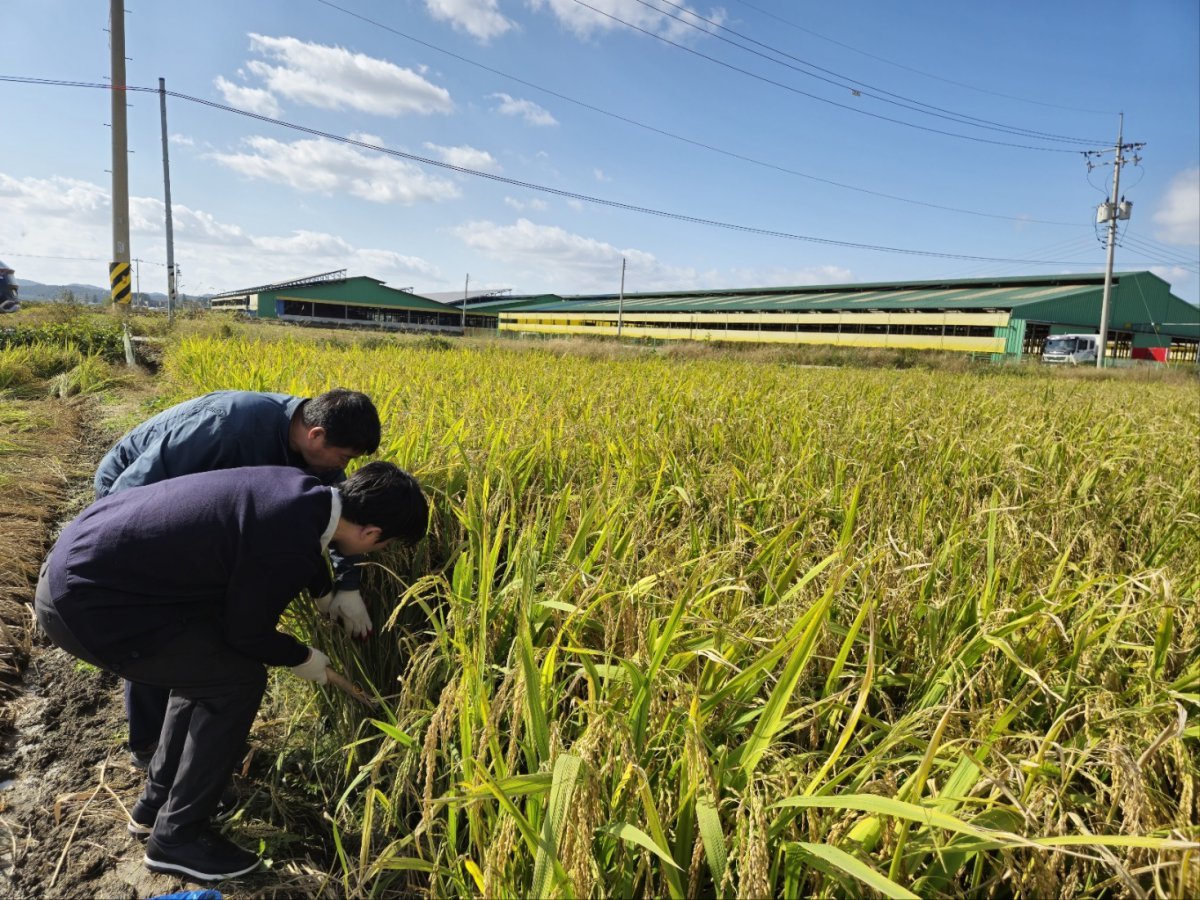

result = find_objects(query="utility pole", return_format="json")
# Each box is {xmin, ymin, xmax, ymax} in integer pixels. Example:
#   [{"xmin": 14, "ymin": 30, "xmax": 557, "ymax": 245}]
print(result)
[
  {"xmin": 159, "ymin": 78, "xmax": 177, "ymax": 323},
  {"xmin": 1093, "ymin": 113, "xmax": 1142, "ymax": 368},
  {"xmin": 462, "ymin": 273, "xmax": 469, "ymax": 333},
  {"xmin": 109, "ymin": 0, "xmax": 131, "ymax": 307},
  {"xmin": 617, "ymin": 257, "xmax": 626, "ymax": 338}
]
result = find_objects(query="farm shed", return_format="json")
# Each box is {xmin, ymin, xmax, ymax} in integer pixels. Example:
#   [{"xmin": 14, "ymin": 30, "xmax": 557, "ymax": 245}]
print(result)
[
  {"xmin": 482, "ymin": 272, "xmax": 1200, "ymax": 362},
  {"xmin": 210, "ymin": 270, "xmax": 497, "ymax": 333}
]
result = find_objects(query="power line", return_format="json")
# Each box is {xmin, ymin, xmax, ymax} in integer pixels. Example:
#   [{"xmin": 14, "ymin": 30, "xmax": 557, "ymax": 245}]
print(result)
[
  {"xmin": 1122, "ymin": 234, "xmax": 1200, "ymax": 266},
  {"xmin": 1, "ymin": 251, "xmax": 111, "ymax": 263},
  {"xmin": 2, "ymin": 250, "xmax": 168, "ymax": 266},
  {"xmin": 1121, "ymin": 236, "xmax": 1198, "ymax": 266},
  {"xmin": 637, "ymin": 0, "xmax": 1105, "ymax": 145},
  {"xmin": 1118, "ymin": 250, "xmax": 1199, "ymax": 272},
  {"xmin": 938, "ymin": 235, "xmax": 1102, "ymax": 280},
  {"xmin": 567, "ymin": 0, "xmax": 1098, "ymax": 153},
  {"xmin": 149, "ymin": 88, "xmax": 1112, "ymax": 265},
  {"xmin": 1136, "ymin": 232, "xmax": 1200, "ymax": 260},
  {"xmin": 311, "ymin": 0, "xmax": 1086, "ymax": 227},
  {"xmin": 730, "ymin": 0, "xmax": 1113, "ymax": 116},
  {"xmin": 1119, "ymin": 237, "xmax": 1200, "ymax": 272},
  {"xmin": 0, "ymin": 74, "xmax": 1110, "ymax": 266}
]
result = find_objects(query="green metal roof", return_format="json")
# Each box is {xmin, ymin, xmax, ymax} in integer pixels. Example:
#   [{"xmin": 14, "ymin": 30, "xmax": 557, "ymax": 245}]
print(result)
[
  {"xmin": 259, "ymin": 276, "xmax": 471, "ymax": 314},
  {"xmin": 490, "ymin": 272, "xmax": 1199, "ymax": 339},
  {"xmin": 470, "ymin": 293, "xmax": 563, "ymax": 312}
]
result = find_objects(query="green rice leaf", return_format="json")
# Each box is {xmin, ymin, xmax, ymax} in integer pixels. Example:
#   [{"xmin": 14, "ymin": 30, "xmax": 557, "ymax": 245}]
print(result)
[
  {"xmin": 794, "ymin": 841, "xmax": 919, "ymax": 899},
  {"xmin": 600, "ymin": 822, "xmax": 683, "ymax": 870},
  {"xmin": 368, "ymin": 719, "xmax": 416, "ymax": 748},
  {"xmin": 696, "ymin": 799, "xmax": 727, "ymax": 891},
  {"xmin": 775, "ymin": 794, "xmax": 997, "ymax": 842},
  {"xmin": 531, "ymin": 754, "xmax": 583, "ymax": 899}
]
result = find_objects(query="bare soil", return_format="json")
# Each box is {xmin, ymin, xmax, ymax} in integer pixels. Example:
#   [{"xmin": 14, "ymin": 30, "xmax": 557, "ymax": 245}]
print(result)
[{"xmin": 0, "ymin": 389, "xmax": 335, "ymax": 899}]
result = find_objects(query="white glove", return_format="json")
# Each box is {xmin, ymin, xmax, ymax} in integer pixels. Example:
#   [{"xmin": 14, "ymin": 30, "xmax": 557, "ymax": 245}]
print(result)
[
  {"xmin": 291, "ymin": 647, "xmax": 330, "ymax": 683},
  {"xmin": 314, "ymin": 591, "xmax": 335, "ymax": 614},
  {"xmin": 326, "ymin": 589, "xmax": 373, "ymax": 639}
]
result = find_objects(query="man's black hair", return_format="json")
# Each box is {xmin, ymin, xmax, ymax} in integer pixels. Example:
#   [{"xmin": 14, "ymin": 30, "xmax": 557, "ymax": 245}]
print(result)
[
  {"xmin": 340, "ymin": 461, "xmax": 428, "ymax": 545},
  {"xmin": 302, "ymin": 389, "xmax": 381, "ymax": 454}
]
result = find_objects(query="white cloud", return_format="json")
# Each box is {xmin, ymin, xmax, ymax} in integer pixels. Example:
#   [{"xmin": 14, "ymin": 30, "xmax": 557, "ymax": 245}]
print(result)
[
  {"xmin": 565, "ymin": 198, "xmax": 584, "ymax": 211},
  {"xmin": 425, "ymin": 0, "xmax": 515, "ymax": 41},
  {"xmin": 505, "ymin": 196, "xmax": 549, "ymax": 212},
  {"xmin": 449, "ymin": 217, "xmax": 859, "ymax": 294},
  {"xmin": 529, "ymin": 0, "xmax": 725, "ymax": 42},
  {"xmin": 1152, "ymin": 168, "xmax": 1200, "ymax": 246},
  {"xmin": 353, "ymin": 248, "xmax": 441, "ymax": 281},
  {"xmin": 0, "ymin": 170, "xmax": 440, "ymax": 292},
  {"xmin": 0, "ymin": 174, "xmax": 109, "ymax": 287},
  {"xmin": 131, "ymin": 196, "xmax": 249, "ymax": 247},
  {"xmin": 490, "ymin": 93, "xmax": 558, "ymax": 126},
  {"xmin": 422, "ymin": 142, "xmax": 501, "ymax": 173},
  {"xmin": 593, "ymin": 168, "xmax": 610, "ymax": 182},
  {"xmin": 451, "ymin": 217, "xmax": 702, "ymax": 291},
  {"xmin": 1149, "ymin": 266, "xmax": 1194, "ymax": 290},
  {"xmin": 240, "ymin": 33, "xmax": 454, "ymax": 117},
  {"xmin": 169, "ymin": 133, "xmax": 196, "ymax": 147},
  {"xmin": 0, "ymin": 173, "xmax": 108, "ymax": 224},
  {"xmin": 209, "ymin": 135, "xmax": 460, "ymax": 205},
  {"xmin": 213, "ymin": 76, "xmax": 282, "ymax": 117}
]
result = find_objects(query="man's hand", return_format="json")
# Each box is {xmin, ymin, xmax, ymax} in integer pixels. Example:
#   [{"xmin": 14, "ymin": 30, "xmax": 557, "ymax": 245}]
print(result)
[
  {"xmin": 325, "ymin": 589, "xmax": 372, "ymax": 639},
  {"xmin": 291, "ymin": 647, "xmax": 330, "ymax": 683}
]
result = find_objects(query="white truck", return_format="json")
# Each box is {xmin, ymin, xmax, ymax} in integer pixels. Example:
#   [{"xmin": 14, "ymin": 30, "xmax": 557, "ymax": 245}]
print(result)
[{"xmin": 1041, "ymin": 333, "xmax": 1100, "ymax": 365}]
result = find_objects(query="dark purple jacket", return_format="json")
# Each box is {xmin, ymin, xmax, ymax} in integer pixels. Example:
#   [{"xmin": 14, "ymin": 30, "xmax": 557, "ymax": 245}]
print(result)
[{"xmin": 48, "ymin": 466, "xmax": 334, "ymax": 667}]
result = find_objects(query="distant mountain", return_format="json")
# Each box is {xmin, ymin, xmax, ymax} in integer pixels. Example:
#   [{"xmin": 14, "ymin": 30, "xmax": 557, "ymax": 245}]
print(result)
[
  {"xmin": 14, "ymin": 279, "xmax": 203, "ymax": 307},
  {"xmin": 16, "ymin": 279, "xmax": 112, "ymax": 303}
]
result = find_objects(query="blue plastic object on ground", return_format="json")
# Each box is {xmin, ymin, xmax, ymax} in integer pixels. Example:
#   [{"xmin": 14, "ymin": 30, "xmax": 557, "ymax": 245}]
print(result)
[{"xmin": 150, "ymin": 890, "xmax": 223, "ymax": 900}]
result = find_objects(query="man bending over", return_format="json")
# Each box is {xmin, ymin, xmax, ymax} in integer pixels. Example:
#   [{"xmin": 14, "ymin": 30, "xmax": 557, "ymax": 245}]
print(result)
[
  {"xmin": 94, "ymin": 388, "xmax": 382, "ymax": 767},
  {"xmin": 35, "ymin": 462, "xmax": 427, "ymax": 881}
]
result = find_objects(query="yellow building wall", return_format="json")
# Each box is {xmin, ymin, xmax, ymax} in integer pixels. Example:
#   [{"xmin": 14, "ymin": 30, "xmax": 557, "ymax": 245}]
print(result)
[
  {"xmin": 512, "ymin": 310, "xmax": 1007, "ymax": 327},
  {"xmin": 499, "ymin": 311, "xmax": 1009, "ymax": 353}
]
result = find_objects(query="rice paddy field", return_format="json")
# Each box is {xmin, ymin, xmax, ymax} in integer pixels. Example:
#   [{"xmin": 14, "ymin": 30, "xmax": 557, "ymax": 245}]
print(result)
[{"xmin": 159, "ymin": 333, "xmax": 1196, "ymax": 896}]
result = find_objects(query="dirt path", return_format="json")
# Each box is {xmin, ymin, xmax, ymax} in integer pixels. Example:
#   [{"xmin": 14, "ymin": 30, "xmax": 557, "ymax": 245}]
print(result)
[{"xmin": 0, "ymin": 390, "xmax": 334, "ymax": 899}]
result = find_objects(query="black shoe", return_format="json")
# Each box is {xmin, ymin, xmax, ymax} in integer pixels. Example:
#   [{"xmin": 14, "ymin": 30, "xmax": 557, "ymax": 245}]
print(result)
[
  {"xmin": 144, "ymin": 829, "xmax": 260, "ymax": 881},
  {"xmin": 127, "ymin": 789, "xmax": 239, "ymax": 840},
  {"xmin": 127, "ymin": 800, "xmax": 156, "ymax": 838},
  {"xmin": 129, "ymin": 744, "xmax": 156, "ymax": 770}
]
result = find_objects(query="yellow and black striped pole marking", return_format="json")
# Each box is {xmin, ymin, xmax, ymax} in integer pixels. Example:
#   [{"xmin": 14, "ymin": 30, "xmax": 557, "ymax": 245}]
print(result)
[{"xmin": 110, "ymin": 261, "xmax": 132, "ymax": 305}]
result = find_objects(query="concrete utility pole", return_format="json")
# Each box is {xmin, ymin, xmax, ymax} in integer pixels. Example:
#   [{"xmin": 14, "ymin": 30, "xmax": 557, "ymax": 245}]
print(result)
[
  {"xmin": 462, "ymin": 273, "xmax": 469, "ymax": 333},
  {"xmin": 1095, "ymin": 114, "xmax": 1142, "ymax": 368},
  {"xmin": 109, "ymin": 0, "xmax": 132, "ymax": 306},
  {"xmin": 617, "ymin": 257, "xmax": 626, "ymax": 338},
  {"xmin": 159, "ymin": 77, "xmax": 177, "ymax": 323}
]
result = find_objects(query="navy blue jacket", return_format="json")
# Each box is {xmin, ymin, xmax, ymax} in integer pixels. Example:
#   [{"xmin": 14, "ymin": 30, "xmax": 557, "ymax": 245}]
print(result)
[
  {"xmin": 94, "ymin": 390, "xmax": 360, "ymax": 590},
  {"xmin": 49, "ymin": 466, "xmax": 333, "ymax": 668}
]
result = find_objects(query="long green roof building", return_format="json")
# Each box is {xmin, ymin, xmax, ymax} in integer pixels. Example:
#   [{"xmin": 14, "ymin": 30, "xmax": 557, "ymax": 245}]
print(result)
[
  {"xmin": 211, "ymin": 270, "xmax": 1198, "ymax": 362},
  {"xmin": 478, "ymin": 271, "xmax": 1199, "ymax": 362},
  {"xmin": 210, "ymin": 270, "xmax": 497, "ymax": 332}
]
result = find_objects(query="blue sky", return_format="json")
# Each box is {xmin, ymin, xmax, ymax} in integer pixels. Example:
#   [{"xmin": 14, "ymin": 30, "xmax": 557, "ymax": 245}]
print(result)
[{"xmin": 3, "ymin": 0, "xmax": 1198, "ymax": 302}]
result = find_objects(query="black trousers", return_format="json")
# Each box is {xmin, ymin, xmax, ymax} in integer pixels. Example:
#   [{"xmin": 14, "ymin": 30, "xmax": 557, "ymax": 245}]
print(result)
[
  {"xmin": 34, "ymin": 554, "xmax": 267, "ymax": 846},
  {"xmin": 125, "ymin": 680, "xmax": 171, "ymax": 754}
]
